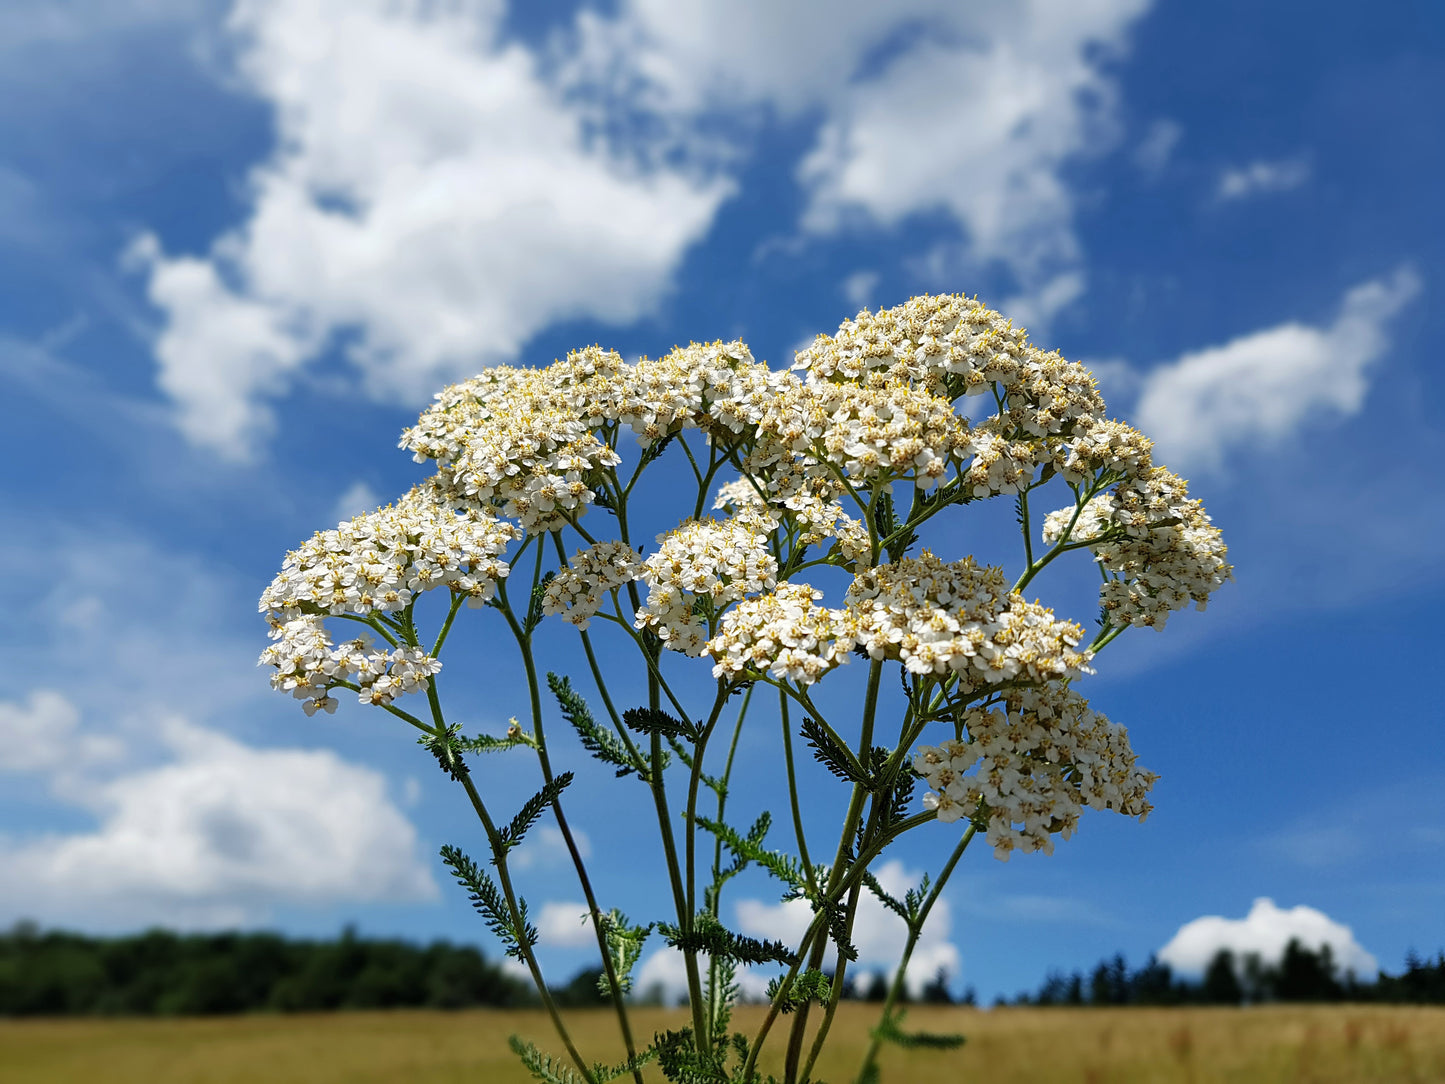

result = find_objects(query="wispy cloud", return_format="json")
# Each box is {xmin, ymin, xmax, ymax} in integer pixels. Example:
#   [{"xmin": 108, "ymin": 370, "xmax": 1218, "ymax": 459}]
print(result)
[
  {"xmin": 1135, "ymin": 266, "xmax": 1420, "ymax": 472},
  {"xmin": 1216, "ymin": 156, "xmax": 1311, "ymax": 201},
  {"xmin": 1133, "ymin": 118, "xmax": 1182, "ymax": 176}
]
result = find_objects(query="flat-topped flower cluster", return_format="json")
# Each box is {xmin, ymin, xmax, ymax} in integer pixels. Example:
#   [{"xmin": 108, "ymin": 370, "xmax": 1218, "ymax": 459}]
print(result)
[
  {"xmin": 260, "ymin": 291, "xmax": 1231, "ymax": 854},
  {"xmin": 258, "ymin": 290, "xmax": 1233, "ymax": 1084}
]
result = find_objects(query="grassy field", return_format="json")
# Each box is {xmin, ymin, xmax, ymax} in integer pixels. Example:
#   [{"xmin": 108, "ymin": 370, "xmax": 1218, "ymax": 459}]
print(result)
[{"xmin": 3, "ymin": 1004, "xmax": 1443, "ymax": 1083}]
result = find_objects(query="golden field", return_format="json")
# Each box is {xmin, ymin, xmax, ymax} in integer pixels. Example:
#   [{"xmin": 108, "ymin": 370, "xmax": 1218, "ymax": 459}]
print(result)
[{"xmin": 2, "ymin": 1003, "xmax": 1443, "ymax": 1083}]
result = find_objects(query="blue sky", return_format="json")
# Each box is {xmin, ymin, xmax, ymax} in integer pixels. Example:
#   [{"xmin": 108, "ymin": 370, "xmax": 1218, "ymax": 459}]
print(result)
[{"xmin": 1, "ymin": 0, "xmax": 1442, "ymax": 1003}]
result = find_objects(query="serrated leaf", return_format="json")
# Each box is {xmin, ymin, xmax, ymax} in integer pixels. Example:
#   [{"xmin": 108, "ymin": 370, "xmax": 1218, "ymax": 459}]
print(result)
[
  {"xmin": 764, "ymin": 968, "xmax": 833, "ymax": 1014},
  {"xmin": 861, "ymin": 871, "xmax": 909, "ymax": 923},
  {"xmin": 800, "ymin": 716, "xmax": 869, "ymax": 785},
  {"xmin": 659, "ymin": 914, "xmax": 798, "ymax": 967},
  {"xmin": 525, "ymin": 571, "xmax": 557, "ymax": 634},
  {"xmin": 548, "ymin": 672, "xmax": 645, "ymax": 779},
  {"xmin": 598, "ymin": 910, "xmax": 652, "ymax": 998},
  {"xmin": 498, "ymin": 772, "xmax": 574, "ymax": 853},
  {"xmin": 695, "ymin": 815, "xmax": 805, "ymax": 892},
  {"xmin": 871, "ymin": 1009, "xmax": 966, "ymax": 1050},
  {"xmin": 418, "ymin": 724, "xmax": 468, "ymax": 781},
  {"xmin": 509, "ymin": 1036, "xmax": 585, "ymax": 1084},
  {"xmin": 440, "ymin": 844, "xmax": 535, "ymax": 960},
  {"xmin": 624, "ymin": 706, "xmax": 696, "ymax": 741},
  {"xmin": 592, "ymin": 1047, "xmax": 657, "ymax": 1083}
]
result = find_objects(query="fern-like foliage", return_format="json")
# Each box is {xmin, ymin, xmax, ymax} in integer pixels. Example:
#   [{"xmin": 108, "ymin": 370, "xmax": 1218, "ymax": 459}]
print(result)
[
  {"xmin": 861, "ymin": 870, "xmax": 909, "ymax": 924},
  {"xmin": 509, "ymin": 1035, "xmax": 585, "ymax": 1084},
  {"xmin": 440, "ymin": 844, "xmax": 536, "ymax": 960},
  {"xmin": 592, "ymin": 1048, "xmax": 658, "ymax": 1083},
  {"xmin": 624, "ymin": 706, "xmax": 696, "ymax": 741},
  {"xmin": 659, "ymin": 913, "xmax": 798, "ymax": 967},
  {"xmin": 418, "ymin": 724, "xmax": 468, "ymax": 781},
  {"xmin": 457, "ymin": 730, "xmax": 531, "ymax": 754},
  {"xmin": 871, "ymin": 1008, "xmax": 966, "ymax": 1050},
  {"xmin": 597, "ymin": 910, "xmax": 652, "ymax": 997},
  {"xmin": 548, "ymin": 672, "xmax": 645, "ymax": 779},
  {"xmin": 820, "ymin": 898, "xmax": 859, "ymax": 963},
  {"xmin": 497, "ymin": 772, "xmax": 574, "ymax": 853},
  {"xmin": 763, "ymin": 968, "xmax": 833, "ymax": 1014},
  {"xmin": 799, "ymin": 717, "xmax": 869, "ymax": 784},
  {"xmin": 694, "ymin": 815, "xmax": 806, "ymax": 894},
  {"xmin": 525, "ymin": 571, "xmax": 557, "ymax": 634}
]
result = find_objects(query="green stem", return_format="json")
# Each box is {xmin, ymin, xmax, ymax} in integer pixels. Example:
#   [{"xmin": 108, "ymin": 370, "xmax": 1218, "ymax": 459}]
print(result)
[
  {"xmin": 496, "ymin": 587, "xmax": 644, "ymax": 1081},
  {"xmin": 778, "ymin": 688, "xmax": 815, "ymax": 886},
  {"xmin": 456, "ymin": 768, "xmax": 597, "ymax": 1084},
  {"xmin": 432, "ymin": 592, "xmax": 465, "ymax": 655},
  {"xmin": 783, "ymin": 659, "xmax": 883, "ymax": 1083},
  {"xmin": 741, "ymin": 808, "xmax": 937, "ymax": 1082},
  {"xmin": 853, "ymin": 826, "xmax": 976, "ymax": 1084}
]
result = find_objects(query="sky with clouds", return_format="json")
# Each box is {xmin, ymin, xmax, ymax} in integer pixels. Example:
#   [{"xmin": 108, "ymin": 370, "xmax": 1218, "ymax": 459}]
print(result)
[{"xmin": 1, "ymin": 0, "xmax": 1442, "ymax": 1002}]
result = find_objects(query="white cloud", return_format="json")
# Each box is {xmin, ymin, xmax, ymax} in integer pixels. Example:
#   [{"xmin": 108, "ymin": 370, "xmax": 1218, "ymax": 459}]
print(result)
[
  {"xmin": 1159, "ymin": 898, "xmax": 1378, "ymax": 980},
  {"xmin": 135, "ymin": 1, "xmax": 1160, "ymax": 456},
  {"xmin": 135, "ymin": 0, "xmax": 730, "ymax": 459},
  {"xmin": 573, "ymin": 1, "xmax": 1153, "ymax": 335},
  {"xmin": 512, "ymin": 825, "xmax": 592, "ymax": 872},
  {"xmin": 537, "ymin": 900, "xmax": 595, "ymax": 948},
  {"xmin": 1133, "ymin": 118, "xmax": 1182, "ymax": 176},
  {"xmin": 841, "ymin": 270, "xmax": 880, "ymax": 311},
  {"xmin": 0, "ymin": 707, "xmax": 435, "ymax": 927},
  {"xmin": 1134, "ymin": 267, "xmax": 1420, "ymax": 471},
  {"xmin": 1217, "ymin": 156, "xmax": 1311, "ymax": 201},
  {"xmin": 332, "ymin": 479, "xmax": 381, "ymax": 524},
  {"xmin": 734, "ymin": 859, "xmax": 960, "ymax": 996},
  {"xmin": 790, "ymin": 1, "xmax": 1149, "ymax": 324},
  {"xmin": 0, "ymin": 690, "xmax": 121, "ymax": 774}
]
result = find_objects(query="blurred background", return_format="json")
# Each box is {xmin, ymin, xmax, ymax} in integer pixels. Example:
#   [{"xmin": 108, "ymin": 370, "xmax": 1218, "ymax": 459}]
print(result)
[{"xmin": 1, "ymin": 0, "xmax": 1442, "ymax": 1020}]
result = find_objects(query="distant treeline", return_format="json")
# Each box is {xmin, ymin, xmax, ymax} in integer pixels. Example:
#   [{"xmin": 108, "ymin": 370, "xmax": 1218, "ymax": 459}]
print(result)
[
  {"xmin": 0, "ymin": 923, "xmax": 538, "ymax": 1016},
  {"xmin": 1002, "ymin": 941, "xmax": 1445, "ymax": 1008},
  {"xmin": 5, "ymin": 923, "xmax": 1444, "ymax": 1017}
]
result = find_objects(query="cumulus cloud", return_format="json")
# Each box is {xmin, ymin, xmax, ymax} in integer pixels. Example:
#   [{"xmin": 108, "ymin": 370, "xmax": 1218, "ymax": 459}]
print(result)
[
  {"xmin": 0, "ymin": 699, "xmax": 435, "ymax": 927},
  {"xmin": 1217, "ymin": 156, "xmax": 1311, "ymax": 201},
  {"xmin": 0, "ymin": 689, "xmax": 121, "ymax": 774},
  {"xmin": 1135, "ymin": 267, "xmax": 1420, "ymax": 471},
  {"xmin": 537, "ymin": 901, "xmax": 596, "ymax": 949},
  {"xmin": 1159, "ymin": 898, "xmax": 1379, "ymax": 980},
  {"xmin": 135, "ymin": 0, "xmax": 1157, "ymax": 456},
  {"xmin": 734, "ymin": 859, "xmax": 960, "ymax": 996},
  {"xmin": 134, "ymin": 0, "xmax": 730, "ymax": 459}
]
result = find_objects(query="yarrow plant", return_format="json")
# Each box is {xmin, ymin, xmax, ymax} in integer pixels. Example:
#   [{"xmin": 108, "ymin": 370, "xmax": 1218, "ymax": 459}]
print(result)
[{"xmin": 260, "ymin": 293, "xmax": 1231, "ymax": 1083}]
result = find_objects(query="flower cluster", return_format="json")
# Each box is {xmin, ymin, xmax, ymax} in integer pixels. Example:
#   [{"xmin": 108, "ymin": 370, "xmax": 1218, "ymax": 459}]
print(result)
[
  {"xmin": 760, "ymin": 375, "xmax": 968, "ymax": 491},
  {"xmin": 1051, "ymin": 417, "xmax": 1155, "ymax": 484},
  {"xmin": 913, "ymin": 686, "xmax": 1156, "ymax": 859},
  {"xmin": 792, "ymin": 293, "xmax": 1031, "ymax": 396},
  {"xmin": 542, "ymin": 541, "xmax": 643, "ymax": 629},
  {"xmin": 705, "ymin": 581, "xmax": 853, "ymax": 685},
  {"xmin": 605, "ymin": 340, "xmax": 785, "ymax": 446},
  {"xmin": 400, "ymin": 353, "xmax": 625, "ymax": 532},
  {"xmin": 722, "ymin": 452, "xmax": 872, "ymax": 565},
  {"xmin": 259, "ymin": 616, "xmax": 442, "ymax": 713},
  {"xmin": 259, "ymin": 484, "xmax": 520, "ymax": 620},
  {"xmin": 635, "ymin": 515, "xmax": 779, "ymax": 655},
  {"xmin": 1042, "ymin": 467, "xmax": 1233, "ymax": 628},
  {"xmin": 845, "ymin": 553, "xmax": 1092, "ymax": 686}
]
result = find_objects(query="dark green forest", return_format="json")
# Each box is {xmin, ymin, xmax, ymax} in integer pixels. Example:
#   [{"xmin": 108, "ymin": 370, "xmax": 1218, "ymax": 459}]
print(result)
[
  {"xmin": 2, "ymin": 922, "xmax": 1442, "ymax": 1017},
  {"xmin": 1005, "ymin": 942, "xmax": 1445, "ymax": 1008}
]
